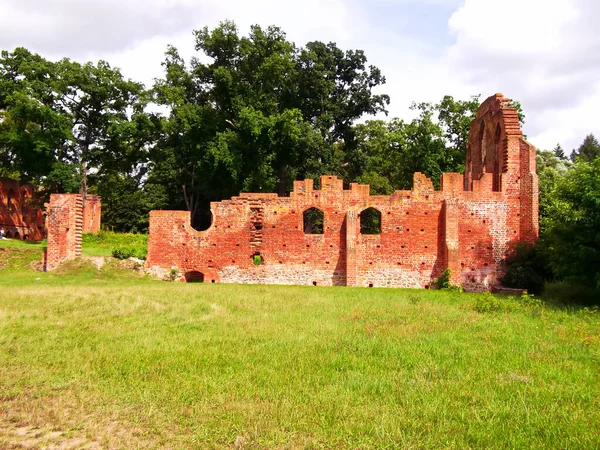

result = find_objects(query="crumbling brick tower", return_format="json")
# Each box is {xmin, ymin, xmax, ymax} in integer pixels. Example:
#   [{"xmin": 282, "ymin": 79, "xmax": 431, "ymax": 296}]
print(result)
[
  {"xmin": 146, "ymin": 93, "xmax": 538, "ymax": 291},
  {"xmin": 44, "ymin": 194, "xmax": 102, "ymax": 270},
  {"xmin": 464, "ymin": 94, "xmax": 538, "ymax": 245},
  {"xmin": 45, "ymin": 195, "xmax": 83, "ymax": 270}
]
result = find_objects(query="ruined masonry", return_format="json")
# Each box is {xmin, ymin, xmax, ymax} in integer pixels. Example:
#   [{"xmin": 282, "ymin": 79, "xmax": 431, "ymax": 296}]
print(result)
[
  {"xmin": 44, "ymin": 194, "xmax": 101, "ymax": 270},
  {"xmin": 146, "ymin": 94, "xmax": 538, "ymax": 291},
  {"xmin": 0, "ymin": 178, "xmax": 46, "ymax": 240}
]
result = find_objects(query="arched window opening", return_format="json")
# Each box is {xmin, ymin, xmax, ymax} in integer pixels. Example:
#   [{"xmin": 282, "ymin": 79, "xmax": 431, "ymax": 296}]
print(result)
[
  {"xmin": 184, "ymin": 271, "xmax": 204, "ymax": 283},
  {"xmin": 360, "ymin": 208, "xmax": 381, "ymax": 235},
  {"xmin": 253, "ymin": 253, "xmax": 263, "ymax": 265},
  {"xmin": 477, "ymin": 122, "xmax": 486, "ymax": 174},
  {"xmin": 303, "ymin": 208, "xmax": 324, "ymax": 234},
  {"xmin": 493, "ymin": 123, "xmax": 502, "ymax": 191},
  {"xmin": 7, "ymin": 189, "xmax": 15, "ymax": 209}
]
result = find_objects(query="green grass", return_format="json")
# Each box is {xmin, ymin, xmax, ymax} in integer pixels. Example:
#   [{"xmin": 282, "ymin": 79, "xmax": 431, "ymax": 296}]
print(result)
[
  {"xmin": 82, "ymin": 230, "xmax": 147, "ymax": 258},
  {"xmin": 0, "ymin": 242, "xmax": 599, "ymax": 448}
]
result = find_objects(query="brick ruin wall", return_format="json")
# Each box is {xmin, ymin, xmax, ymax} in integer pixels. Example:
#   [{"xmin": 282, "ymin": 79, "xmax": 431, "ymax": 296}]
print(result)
[
  {"xmin": 143, "ymin": 93, "xmax": 537, "ymax": 291},
  {"xmin": 0, "ymin": 175, "xmax": 101, "ymax": 244},
  {"xmin": 82, "ymin": 195, "xmax": 102, "ymax": 234},
  {"xmin": 0, "ymin": 177, "xmax": 47, "ymax": 240},
  {"xmin": 43, "ymin": 194, "xmax": 101, "ymax": 270}
]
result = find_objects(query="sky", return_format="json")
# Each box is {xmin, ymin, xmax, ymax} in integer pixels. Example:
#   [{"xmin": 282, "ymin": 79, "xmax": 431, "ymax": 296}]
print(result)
[{"xmin": 1, "ymin": 0, "xmax": 598, "ymax": 153}]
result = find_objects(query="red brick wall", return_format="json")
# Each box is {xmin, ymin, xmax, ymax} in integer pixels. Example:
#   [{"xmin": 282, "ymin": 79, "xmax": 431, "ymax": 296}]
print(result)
[
  {"xmin": 45, "ymin": 194, "xmax": 83, "ymax": 271},
  {"xmin": 82, "ymin": 195, "xmax": 102, "ymax": 233},
  {"xmin": 0, "ymin": 177, "xmax": 46, "ymax": 240},
  {"xmin": 147, "ymin": 94, "xmax": 538, "ymax": 291}
]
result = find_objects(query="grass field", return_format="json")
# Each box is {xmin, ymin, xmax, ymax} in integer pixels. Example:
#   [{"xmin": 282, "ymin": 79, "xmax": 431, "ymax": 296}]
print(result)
[{"xmin": 0, "ymin": 238, "xmax": 599, "ymax": 449}]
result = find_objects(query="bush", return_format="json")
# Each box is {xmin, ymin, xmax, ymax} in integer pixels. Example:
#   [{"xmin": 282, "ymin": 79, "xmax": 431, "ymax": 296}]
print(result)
[
  {"xmin": 112, "ymin": 246, "xmax": 147, "ymax": 260},
  {"xmin": 502, "ymin": 243, "xmax": 551, "ymax": 295},
  {"xmin": 474, "ymin": 293, "xmax": 502, "ymax": 313},
  {"xmin": 433, "ymin": 269, "xmax": 463, "ymax": 292},
  {"xmin": 542, "ymin": 281, "xmax": 600, "ymax": 306}
]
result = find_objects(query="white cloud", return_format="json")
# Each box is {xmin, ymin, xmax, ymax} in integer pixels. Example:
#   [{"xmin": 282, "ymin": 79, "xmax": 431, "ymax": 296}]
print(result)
[
  {"xmin": 1, "ymin": 0, "xmax": 598, "ymax": 152},
  {"xmin": 0, "ymin": 0, "xmax": 202, "ymax": 55},
  {"xmin": 445, "ymin": 0, "xmax": 600, "ymax": 151}
]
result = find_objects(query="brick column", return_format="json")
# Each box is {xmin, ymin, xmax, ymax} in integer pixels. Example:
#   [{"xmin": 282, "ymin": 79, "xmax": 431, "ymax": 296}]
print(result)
[
  {"xmin": 345, "ymin": 210, "xmax": 357, "ymax": 287},
  {"xmin": 443, "ymin": 199, "xmax": 460, "ymax": 284},
  {"xmin": 45, "ymin": 194, "xmax": 83, "ymax": 271}
]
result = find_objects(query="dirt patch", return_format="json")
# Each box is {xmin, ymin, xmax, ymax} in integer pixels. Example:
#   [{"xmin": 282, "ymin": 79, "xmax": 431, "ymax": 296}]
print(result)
[
  {"xmin": 0, "ymin": 393, "xmax": 162, "ymax": 450},
  {"xmin": 0, "ymin": 424, "xmax": 101, "ymax": 449}
]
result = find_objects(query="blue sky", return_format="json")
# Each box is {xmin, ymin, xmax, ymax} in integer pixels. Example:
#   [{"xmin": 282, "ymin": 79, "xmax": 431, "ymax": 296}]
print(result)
[{"xmin": 1, "ymin": 0, "xmax": 598, "ymax": 153}]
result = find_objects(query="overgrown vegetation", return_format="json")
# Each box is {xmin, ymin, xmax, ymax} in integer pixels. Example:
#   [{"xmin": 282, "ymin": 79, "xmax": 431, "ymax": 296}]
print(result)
[
  {"xmin": 82, "ymin": 230, "xmax": 147, "ymax": 259},
  {"xmin": 433, "ymin": 268, "xmax": 463, "ymax": 292},
  {"xmin": 502, "ymin": 150, "xmax": 600, "ymax": 303}
]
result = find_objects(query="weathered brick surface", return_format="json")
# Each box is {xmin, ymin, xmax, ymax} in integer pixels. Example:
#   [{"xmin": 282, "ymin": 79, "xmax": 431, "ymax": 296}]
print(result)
[
  {"xmin": 0, "ymin": 177, "xmax": 46, "ymax": 240},
  {"xmin": 44, "ymin": 194, "xmax": 84, "ymax": 271},
  {"xmin": 82, "ymin": 195, "xmax": 102, "ymax": 233},
  {"xmin": 147, "ymin": 94, "xmax": 538, "ymax": 291}
]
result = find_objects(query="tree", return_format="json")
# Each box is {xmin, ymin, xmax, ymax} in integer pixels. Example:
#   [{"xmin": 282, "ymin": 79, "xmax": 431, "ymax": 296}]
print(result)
[
  {"xmin": 434, "ymin": 95, "xmax": 480, "ymax": 166},
  {"xmin": 553, "ymin": 143, "xmax": 566, "ymax": 160},
  {"xmin": 292, "ymin": 41, "xmax": 390, "ymax": 146},
  {"xmin": 541, "ymin": 157, "xmax": 600, "ymax": 288},
  {"xmin": 536, "ymin": 149, "xmax": 572, "ymax": 233},
  {"xmin": 349, "ymin": 119, "xmax": 405, "ymax": 194},
  {"xmin": 571, "ymin": 133, "xmax": 600, "ymax": 162},
  {"xmin": 0, "ymin": 48, "xmax": 72, "ymax": 185},
  {"xmin": 0, "ymin": 48, "xmax": 150, "ymax": 203},
  {"xmin": 53, "ymin": 58, "xmax": 146, "ymax": 197},
  {"xmin": 152, "ymin": 21, "xmax": 389, "ymax": 228}
]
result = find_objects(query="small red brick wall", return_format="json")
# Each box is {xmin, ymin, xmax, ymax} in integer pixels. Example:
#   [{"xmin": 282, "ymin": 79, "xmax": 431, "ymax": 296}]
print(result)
[
  {"xmin": 83, "ymin": 195, "xmax": 102, "ymax": 233},
  {"xmin": 146, "ymin": 94, "xmax": 538, "ymax": 292},
  {"xmin": 45, "ymin": 194, "xmax": 84, "ymax": 271},
  {"xmin": 0, "ymin": 177, "xmax": 46, "ymax": 240}
]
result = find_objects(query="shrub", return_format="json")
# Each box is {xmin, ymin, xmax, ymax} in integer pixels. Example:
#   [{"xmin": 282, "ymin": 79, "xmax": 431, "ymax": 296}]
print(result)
[
  {"xmin": 474, "ymin": 293, "xmax": 502, "ymax": 313},
  {"xmin": 112, "ymin": 247, "xmax": 134, "ymax": 260},
  {"xmin": 433, "ymin": 269, "xmax": 463, "ymax": 292},
  {"xmin": 112, "ymin": 246, "xmax": 147, "ymax": 260},
  {"xmin": 502, "ymin": 243, "xmax": 551, "ymax": 294},
  {"xmin": 542, "ymin": 281, "xmax": 600, "ymax": 306}
]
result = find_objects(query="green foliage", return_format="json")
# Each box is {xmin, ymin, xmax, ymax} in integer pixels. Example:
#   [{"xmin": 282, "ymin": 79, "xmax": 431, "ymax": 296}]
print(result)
[
  {"xmin": 508, "ymin": 100, "xmax": 526, "ymax": 126},
  {"xmin": 434, "ymin": 268, "xmax": 453, "ymax": 289},
  {"xmin": 473, "ymin": 293, "xmax": 503, "ymax": 313},
  {"xmin": 0, "ymin": 48, "xmax": 149, "ymax": 198},
  {"xmin": 152, "ymin": 21, "xmax": 388, "ymax": 228},
  {"xmin": 542, "ymin": 281, "xmax": 600, "ymax": 306},
  {"xmin": 433, "ymin": 268, "xmax": 463, "ymax": 292},
  {"xmin": 502, "ymin": 243, "xmax": 552, "ymax": 294},
  {"xmin": 111, "ymin": 246, "xmax": 147, "ymax": 260},
  {"xmin": 359, "ymin": 207, "xmax": 381, "ymax": 235},
  {"xmin": 540, "ymin": 157, "xmax": 600, "ymax": 290},
  {"xmin": 82, "ymin": 231, "xmax": 147, "ymax": 259},
  {"xmin": 345, "ymin": 95, "xmax": 480, "ymax": 192},
  {"xmin": 571, "ymin": 133, "xmax": 600, "ymax": 162},
  {"xmin": 553, "ymin": 143, "xmax": 567, "ymax": 160},
  {"xmin": 303, "ymin": 207, "xmax": 324, "ymax": 234},
  {"xmin": 253, "ymin": 254, "xmax": 262, "ymax": 265}
]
